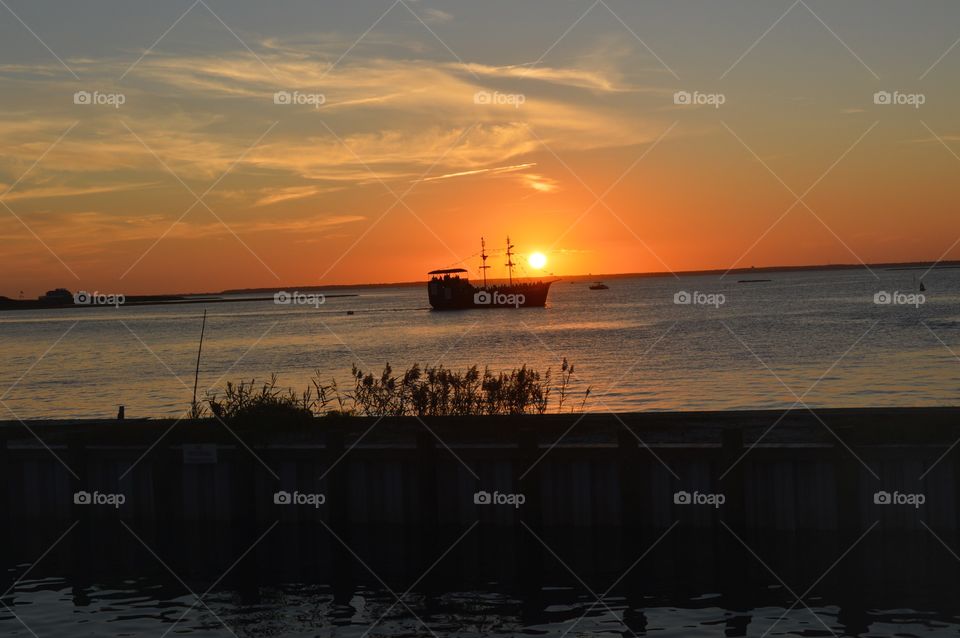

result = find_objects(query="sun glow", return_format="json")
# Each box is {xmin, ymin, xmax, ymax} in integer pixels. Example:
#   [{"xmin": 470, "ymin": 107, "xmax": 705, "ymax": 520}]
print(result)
[{"xmin": 528, "ymin": 252, "xmax": 547, "ymax": 269}]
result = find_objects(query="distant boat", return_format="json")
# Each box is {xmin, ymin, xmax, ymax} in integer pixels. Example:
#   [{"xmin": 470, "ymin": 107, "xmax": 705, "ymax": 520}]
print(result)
[
  {"xmin": 738, "ymin": 279, "xmax": 771, "ymax": 283},
  {"xmin": 589, "ymin": 282, "xmax": 609, "ymax": 290},
  {"xmin": 427, "ymin": 237, "xmax": 553, "ymax": 310},
  {"xmin": 38, "ymin": 288, "xmax": 74, "ymax": 304},
  {"xmin": 914, "ymin": 274, "xmax": 927, "ymax": 292}
]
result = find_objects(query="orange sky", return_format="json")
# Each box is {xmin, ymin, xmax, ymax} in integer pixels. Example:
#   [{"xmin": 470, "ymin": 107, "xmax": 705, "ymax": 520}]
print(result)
[{"xmin": 2, "ymin": 1, "xmax": 959, "ymax": 296}]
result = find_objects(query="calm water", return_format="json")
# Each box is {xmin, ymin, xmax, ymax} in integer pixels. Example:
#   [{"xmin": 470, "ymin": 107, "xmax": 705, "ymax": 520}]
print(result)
[
  {"xmin": 2, "ymin": 525, "xmax": 958, "ymax": 637},
  {"xmin": 2, "ymin": 268, "xmax": 960, "ymax": 419}
]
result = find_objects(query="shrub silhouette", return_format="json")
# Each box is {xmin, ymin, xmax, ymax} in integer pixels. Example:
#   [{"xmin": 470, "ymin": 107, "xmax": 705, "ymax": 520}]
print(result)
[{"xmin": 202, "ymin": 361, "xmax": 589, "ymax": 420}]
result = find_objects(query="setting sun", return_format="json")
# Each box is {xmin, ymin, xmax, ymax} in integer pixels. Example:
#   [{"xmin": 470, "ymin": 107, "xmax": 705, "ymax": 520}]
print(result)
[{"xmin": 528, "ymin": 252, "xmax": 547, "ymax": 269}]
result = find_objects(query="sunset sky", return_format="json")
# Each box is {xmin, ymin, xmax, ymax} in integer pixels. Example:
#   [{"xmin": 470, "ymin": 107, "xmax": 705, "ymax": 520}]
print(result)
[{"xmin": 2, "ymin": 0, "xmax": 960, "ymax": 296}]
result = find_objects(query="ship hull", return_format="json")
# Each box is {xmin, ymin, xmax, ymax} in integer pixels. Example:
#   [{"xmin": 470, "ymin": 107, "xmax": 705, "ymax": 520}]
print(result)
[{"xmin": 428, "ymin": 280, "xmax": 553, "ymax": 310}]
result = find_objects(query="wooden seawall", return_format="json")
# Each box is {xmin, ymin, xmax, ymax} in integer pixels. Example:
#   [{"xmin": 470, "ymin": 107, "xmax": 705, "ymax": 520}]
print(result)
[{"xmin": 2, "ymin": 408, "xmax": 958, "ymax": 532}]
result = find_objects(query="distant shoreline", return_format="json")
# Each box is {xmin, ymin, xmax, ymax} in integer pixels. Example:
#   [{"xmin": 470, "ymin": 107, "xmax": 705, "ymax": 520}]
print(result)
[
  {"xmin": 0, "ymin": 293, "xmax": 358, "ymax": 312},
  {"xmin": 218, "ymin": 259, "xmax": 960, "ymax": 294},
  {"xmin": 5, "ymin": 259, "xmax": 957, "ymax": 311}
]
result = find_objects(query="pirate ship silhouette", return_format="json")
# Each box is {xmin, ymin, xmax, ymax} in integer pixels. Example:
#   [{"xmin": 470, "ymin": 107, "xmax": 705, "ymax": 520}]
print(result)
[{"xmin": 427, "ymin": 237, "xmax": 554, "ymax": 310}]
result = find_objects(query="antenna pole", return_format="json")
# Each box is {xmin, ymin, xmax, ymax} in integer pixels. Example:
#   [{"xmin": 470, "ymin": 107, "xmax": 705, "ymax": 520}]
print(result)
[
  {"xmin": 480, "ymin": 237, "xmax": 490, "ymax": 288},
  {"xmin": 505, "ymin": 236, "xmax": 515, "ymax": 286},
  {"xmin": 192, "ymin": 309, "xmax": 207, "ymax": 416}
]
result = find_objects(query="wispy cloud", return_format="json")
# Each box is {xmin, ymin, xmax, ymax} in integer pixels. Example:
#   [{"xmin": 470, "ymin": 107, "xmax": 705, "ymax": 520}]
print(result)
[
  {"xmin": 1, "ymin": 181, "xmax": 160, "ymax": 202},
  {"xmin": 420, "ymin": 7, "xmax": 453, "ymax": 25},
  {"xmin": 417, "ymin": 162, "xmax": 536, "ymax": 182},
  {"xmin": 253, "ymin": 185, "xmax": 328, "ymax": 207},
  {"xmin": 0, "ymin": 209, "xmax": 365, "ymax": 246},
  {"xmin": 0, "ymin": 36, "xmax": 671, "ymax": 190}
]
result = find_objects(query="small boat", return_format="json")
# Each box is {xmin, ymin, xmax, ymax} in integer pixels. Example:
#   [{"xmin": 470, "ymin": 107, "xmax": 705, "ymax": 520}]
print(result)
[
  {"xmin": 427, "ymin": 237, "xmax": 553, "ymax": 310},
  {"xmin": 914, "ymin": 274, "xmax": 927, "ymax": 292},
  {"xmin": 589, "ymin": 282, "xmax": 609, "ymax": 290},
  {"xmin": 38, "ymin": 288, "xmax": 75, "ymax": 304}
]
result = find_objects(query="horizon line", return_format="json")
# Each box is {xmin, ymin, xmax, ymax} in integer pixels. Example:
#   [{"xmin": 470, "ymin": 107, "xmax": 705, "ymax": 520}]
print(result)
[
  {"xmin": 10, "ymin": 258, "xmax": 957, "ymax": 300},
  {"xmin": 212, "ymin": 258, "xmax": 959, "ymax": 296}
]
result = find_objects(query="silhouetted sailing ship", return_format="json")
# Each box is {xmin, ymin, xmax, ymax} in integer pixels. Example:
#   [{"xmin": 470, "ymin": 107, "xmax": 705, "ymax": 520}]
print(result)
[{"xmin": 427, "ymin": 237, "xmax": 554, "ymax": 310}]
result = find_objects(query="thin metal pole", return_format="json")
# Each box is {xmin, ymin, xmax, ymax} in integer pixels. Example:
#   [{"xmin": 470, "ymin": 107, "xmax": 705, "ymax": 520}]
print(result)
[{"xmin": 192, "ymin": 309, "xmax": 207, "ymax": 412}]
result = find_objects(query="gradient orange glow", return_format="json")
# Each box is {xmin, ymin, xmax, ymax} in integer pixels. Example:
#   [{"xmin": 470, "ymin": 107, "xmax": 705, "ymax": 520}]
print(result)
[{"xmin": 2, "ymin": 2, "xmax": 959, "ymax": 296}]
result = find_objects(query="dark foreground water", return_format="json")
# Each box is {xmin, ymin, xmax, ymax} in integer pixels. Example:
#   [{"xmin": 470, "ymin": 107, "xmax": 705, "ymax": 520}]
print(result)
[
  {"xmin": 2, "ymin": 523, "xmax": 959, "ymax": 637},
  {"xmin": 2, "ymin": 267, "xmax": 960, "ymax": 419}
]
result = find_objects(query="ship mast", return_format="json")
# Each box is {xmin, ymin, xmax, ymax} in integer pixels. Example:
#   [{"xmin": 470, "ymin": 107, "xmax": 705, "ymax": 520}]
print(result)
[
  {"xmin": 505, "ymin": 236, "xmax": 515, "ymax": 285},
  {"xmin": 479, "ymin": 237, "xmax": 490, "ymax": 288}
]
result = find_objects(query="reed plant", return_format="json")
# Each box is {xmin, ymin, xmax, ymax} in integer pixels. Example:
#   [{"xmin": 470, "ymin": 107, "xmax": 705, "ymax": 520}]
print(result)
[
  {"xmin": 201, "ymin": 361, "xmax": 590, "ymax": 421},
  {"xmin": 204, "ymin": 374, "xmax": 313, "ymax": 424}
]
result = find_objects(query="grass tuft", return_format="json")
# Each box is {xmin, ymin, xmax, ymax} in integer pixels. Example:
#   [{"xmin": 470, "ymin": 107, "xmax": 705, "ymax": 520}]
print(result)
[{"xmin": 201, "ymin": 361, "xmax": 590, "ymax": 421}]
